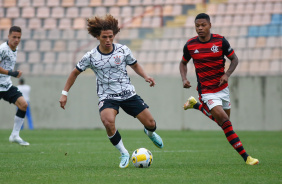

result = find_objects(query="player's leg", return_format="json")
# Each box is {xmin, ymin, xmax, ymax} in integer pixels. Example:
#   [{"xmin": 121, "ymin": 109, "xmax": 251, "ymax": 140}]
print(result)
[
  {"xmin": 26, "ymin": 102, "xmax": 34, "ymax": 130},
  {"xmin": 120, "ymin": 95, "xmax": 164, "ymax": 148},
  {"xmin": 10, "ymin": 95, "xmax": 29, "ymax": 145},
  {"xmin": 210, "ymin": 106, "xmax": 259, "ymax": 165},
  {"xmin": 99, "ymin": 104, "xmax": 129, "ymax": 168},
  {"xmin": 184, "ymin": 96, "xmax": 218, "ymax": 122},
  {"xmin": 136, "ymin": 109, "xmax": 164, "ymax": 148}
]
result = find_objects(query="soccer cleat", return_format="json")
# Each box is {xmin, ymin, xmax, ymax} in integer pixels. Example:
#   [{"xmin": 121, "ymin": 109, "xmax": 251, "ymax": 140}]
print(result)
[
  {"xmin": 9, "ymin": 135, "xmax": 30, "ymax": 146},
  {"xmin": 246, "ymin": 156, "xmax": 259, "ymax": 165},
  {"xmin": 183, "ymin": 96, "xmax": 198, "ymax": 110},
  {"xmin": 144, "ymin": 129, "xmax": 164, "ymax": 149},
  {"xmin": 119, "ymin": 153, "xmax": 130, "ymax": 168}
]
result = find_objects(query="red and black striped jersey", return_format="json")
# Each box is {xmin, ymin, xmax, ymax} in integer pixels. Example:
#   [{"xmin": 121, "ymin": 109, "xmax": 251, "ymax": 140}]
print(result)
[{"xmin": 182, "ymin": 34, "xmax": 234, "ymax": 94}]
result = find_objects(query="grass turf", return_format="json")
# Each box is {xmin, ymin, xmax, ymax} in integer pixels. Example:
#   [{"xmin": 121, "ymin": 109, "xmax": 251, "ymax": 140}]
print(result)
[{"xmin": 0, "ymin": 130, "xmax": 281, "ymax": 184}]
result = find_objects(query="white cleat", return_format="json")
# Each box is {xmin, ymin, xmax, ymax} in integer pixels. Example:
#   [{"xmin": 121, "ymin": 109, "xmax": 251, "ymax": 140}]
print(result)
[
  {"xmin": 9, "ymin": 135, "xmax": 30, "ymax": 146},
  {"xmin": 119, "ymin": 153, "xmax": 130, "ymax": 168}
]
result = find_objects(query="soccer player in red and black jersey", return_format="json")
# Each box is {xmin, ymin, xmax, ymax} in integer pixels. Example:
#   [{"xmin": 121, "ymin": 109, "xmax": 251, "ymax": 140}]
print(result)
[{"xmin": 179, "ymin": 13, "xmax": 259, "ymax": 165}]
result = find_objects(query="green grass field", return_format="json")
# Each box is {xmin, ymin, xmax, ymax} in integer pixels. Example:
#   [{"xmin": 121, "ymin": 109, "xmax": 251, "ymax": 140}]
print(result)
[{"xmin": 0, "ymin": 129, "xmax": 281, "ymax": 184}]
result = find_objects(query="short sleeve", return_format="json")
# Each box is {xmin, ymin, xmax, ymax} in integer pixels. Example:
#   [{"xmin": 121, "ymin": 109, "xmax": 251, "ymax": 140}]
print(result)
[
  {"xmin": 123, "ymin": 46, "xmax": 137, "ymax": 65},
  {"xmin": 222, "ymin": 37, "xmax": 234, "ymax": 57},
  {"xmin": 0, "ymin": 49, "xmax": 4, "ymax": 62},
  {"xmin": 182, "ymin": 42, "xmax": 191, "ymax": 62},
  {"xmin": 76, "ymin": 52, "xmax": 91, "ymax": 72}
]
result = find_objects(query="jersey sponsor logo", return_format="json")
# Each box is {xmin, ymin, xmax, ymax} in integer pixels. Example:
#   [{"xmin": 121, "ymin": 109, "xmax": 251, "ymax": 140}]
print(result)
[
  {"xmin": 208, "ymin": 99, "xmax": 214, "ymax": 105},
  {"xmin": 114, "ymin": 55, "xmax": 121, "ymax": 64},
  {"xmin": 211, "ymin": 45, "xmax": 219, "ymax": 53},
  {"xmin": 194, "ymin": 49, "xmax": 199, "ymax": 54},
  {"xmin": 107, "ymin": 90, "xmax": 132, "ymax": 98},
  {"xmin": 98, "ymin": 101, "xmax": 104, "ymax": 109}
]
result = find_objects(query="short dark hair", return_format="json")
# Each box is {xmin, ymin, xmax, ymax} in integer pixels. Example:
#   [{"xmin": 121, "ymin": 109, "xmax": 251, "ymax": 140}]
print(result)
[
  {"xmin": 9, "ymin": 26, "xmax": 21, "ymax": 34},
  {"xmin": 195, "ymin": 13, "xmax": 210, "ymax": 22}
]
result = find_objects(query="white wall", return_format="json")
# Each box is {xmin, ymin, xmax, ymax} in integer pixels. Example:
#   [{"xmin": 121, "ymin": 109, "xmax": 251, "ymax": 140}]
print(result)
[{"xmin": 1, "ymin": 75, "xmax": 281, "ymax": 130}]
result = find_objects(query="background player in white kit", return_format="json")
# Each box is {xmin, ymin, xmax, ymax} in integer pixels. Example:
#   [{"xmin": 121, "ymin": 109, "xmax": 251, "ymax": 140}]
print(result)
[
  {"xmin": 17, "ymin": 78, "xmax": 34, "ymax": 130},
  {"xmin": 0, "ymin": 26, "xmax": 29, "ymax": 146},
  {"xmin": 59, "ymin": 14, "xmax": 164, "ymax": 168}
]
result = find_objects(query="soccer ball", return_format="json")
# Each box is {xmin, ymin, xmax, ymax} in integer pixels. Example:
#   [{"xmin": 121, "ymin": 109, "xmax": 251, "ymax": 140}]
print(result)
[{"xmin": 131, "ymin": 148, "xmax": 153, "ymax": 168}]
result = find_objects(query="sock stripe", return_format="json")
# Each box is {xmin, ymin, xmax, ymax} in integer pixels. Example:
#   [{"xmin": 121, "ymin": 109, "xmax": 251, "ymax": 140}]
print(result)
[
  {"xmin": 227, "ymin": 133, "xmax": 238, "ymax": 142},
  {"xmin": 223, "ymin": 126, "xmax": 233, "ymax": 134},
  {"xmin": 232, "ymin": 141, "xmax": 243, "ymax": 149},
  {"xmin": 221, "ymin": 120, "xmax": 232, "ymax": 129},
  {"xmin": 239, "ymin": 149, "xmax": 246, "ymax": 155},
  {"xmin": 221, "ymin": 120, "xmax": 249, "ymax": 161}
]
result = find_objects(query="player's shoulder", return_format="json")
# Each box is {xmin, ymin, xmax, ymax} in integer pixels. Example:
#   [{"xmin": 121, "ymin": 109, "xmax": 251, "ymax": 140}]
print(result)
[
  {"xmin": 0, "ymin": 42, "xmax": 8, "ymax": 50},
  {"xmin": 187, "ymin": 36, "xmax": 198, "ymax": 44},
  {"xmin": 84, "ymin": 47, "xmax": 98, "ymax": 57},
  {"xmin": 114, "ymin": 43, "xmax": 131, "ymax": 54},
  {"xmin": 212, "ymin": 34, "xmax": 224, "ymax": 39}
]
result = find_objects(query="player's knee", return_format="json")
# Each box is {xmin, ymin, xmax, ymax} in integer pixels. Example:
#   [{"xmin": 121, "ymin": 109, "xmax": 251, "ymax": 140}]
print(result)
[
  {"xmin": 217, "ymin": 117, "xmax": 229, "ymax": 126},
  {"xmin": 146, "ymin": 119, "xmax": 156, "ymax": 129},
  {"xmin": 19, "ymin": 101, "xmax": 28, "ymax": 111},
  {"xmin": 101, "ymin": 118, "xmax": 114, "ymax": 128}
]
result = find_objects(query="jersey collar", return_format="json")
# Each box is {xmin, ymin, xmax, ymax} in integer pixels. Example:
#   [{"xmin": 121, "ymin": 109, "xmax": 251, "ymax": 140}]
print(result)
[{"xmin": 97, "ymin": 44, "xmax": 115, "ymax": 55}]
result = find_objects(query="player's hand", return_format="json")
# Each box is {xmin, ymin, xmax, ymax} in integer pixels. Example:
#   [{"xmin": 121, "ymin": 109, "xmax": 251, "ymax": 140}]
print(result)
[
  {"xmin": 145, "ymin": 77, "xmax": 155, "ymax": 87},
  {"xmin": 183, "ymin": 79, "xmax": 191, "ymax": 88},
  {"xmin": 219, "ymin": 74, "xmax": 229, "ymax": 86},
  {"xmin": 16, "ymin": 71, "xmax": 22, "ymax": 78},
  {"xmin": 7, "ymin": 70, "xmax": 22, "ymax": 78},
  {"xmin": 59, "ymin": 95, "xmax": 67, "ymax": 110}
]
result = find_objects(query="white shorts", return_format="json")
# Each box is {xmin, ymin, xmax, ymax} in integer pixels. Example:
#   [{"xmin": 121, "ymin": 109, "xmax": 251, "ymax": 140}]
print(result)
[{"xmin": 200, "ymin": 87, "xmax": 231, "ymax": 110}]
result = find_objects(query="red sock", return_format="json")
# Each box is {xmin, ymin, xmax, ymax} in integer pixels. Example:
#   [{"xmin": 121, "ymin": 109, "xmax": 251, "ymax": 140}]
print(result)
[
  {"xmin": 194, "ymin": 103, "xmax": 217, "ymax": 123},
  {"xmin": 221, "ymin": 120, "xmax": 249, "ymax": 161}
]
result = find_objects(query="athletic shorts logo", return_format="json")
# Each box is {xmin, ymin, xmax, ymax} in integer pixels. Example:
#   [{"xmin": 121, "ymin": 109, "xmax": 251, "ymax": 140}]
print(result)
[
  {"xmin": 208, "ymin": 99, "xmax": 214, "ymax": 105},
  {"xmin": 98, "ymin": 101, "xmax": 104, "ymax": 109}
]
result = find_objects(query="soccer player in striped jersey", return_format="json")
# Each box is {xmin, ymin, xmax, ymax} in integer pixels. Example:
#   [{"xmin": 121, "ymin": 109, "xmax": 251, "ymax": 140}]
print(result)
[
  {"xmin": 179, "ymin": 13, "xmax": 259, "ymax": 165},
  {"xmin": 0, "ymin": 26, "xmax": 30, "ymax": 146},
  {"xmin": 59, "ymin": 14, "xmax": 163, "ymax": 168}
]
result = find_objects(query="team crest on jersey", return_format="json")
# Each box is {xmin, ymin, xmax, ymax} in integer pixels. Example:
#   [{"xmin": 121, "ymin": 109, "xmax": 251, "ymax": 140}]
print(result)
[
  {"xmin": 211, "ymin": 45, "xmax": 219, "ymax": 53},
  {"xmin": 114, "ymin": 56, "xmax": 121, "ymax": 64},
  {"xmin": 98, "ymin": 101, "xmax": 104, "ymax": 109}
]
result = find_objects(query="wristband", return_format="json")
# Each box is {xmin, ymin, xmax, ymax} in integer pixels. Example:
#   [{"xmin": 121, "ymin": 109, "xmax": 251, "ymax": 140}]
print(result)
[
  {"xmin": 62, "ymin": 90, "xmax": 68, "ymax": 96},
  {"xmin": 8, "ymin": 70, "xmax": 19, "ymax": 77}
]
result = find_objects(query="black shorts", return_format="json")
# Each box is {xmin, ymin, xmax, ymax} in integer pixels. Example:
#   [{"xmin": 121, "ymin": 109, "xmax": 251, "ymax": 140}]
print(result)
[
  {"xmin": 0, "ymin": 85, "xmax": 22, "ymax": 104},
  {"xmin": 98, "ymin": 95, "xmax": 149, "ymax": 117}
]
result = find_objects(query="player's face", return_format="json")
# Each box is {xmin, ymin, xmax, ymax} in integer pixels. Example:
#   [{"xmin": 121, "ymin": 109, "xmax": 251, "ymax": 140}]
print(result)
[
  {"xmin": 98, "ymin": 30, "xmax": 115, "ymax": 52},
  {"xmin": 195, "ymin": 19, "xmax": 211, "ymax": 39},
  {"xmin": 8, "ymin": 31, "xmax": 21, "ymax": 50}
]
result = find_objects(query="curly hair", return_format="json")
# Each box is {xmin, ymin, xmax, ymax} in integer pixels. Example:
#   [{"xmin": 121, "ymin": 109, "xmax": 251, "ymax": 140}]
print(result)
[{"xmin": 87, "ymin": 14, "xmax": 120, "ymax": 38}]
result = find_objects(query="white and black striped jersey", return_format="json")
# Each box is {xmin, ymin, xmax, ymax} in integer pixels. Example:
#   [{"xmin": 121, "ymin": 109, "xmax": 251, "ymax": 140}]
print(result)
[
  {"xmin": 0, "ymin": 42, "xmax": 17, "ymax": 91},
  {"xmin": 76, "ymin": 43, "xmax": 137, "ymax": 101}
]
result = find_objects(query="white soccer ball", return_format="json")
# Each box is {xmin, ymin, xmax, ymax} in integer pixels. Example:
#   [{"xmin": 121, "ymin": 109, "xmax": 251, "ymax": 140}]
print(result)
[{"xmin": 131, "ymin": 148, "xmax": 153, "ymax": 168}]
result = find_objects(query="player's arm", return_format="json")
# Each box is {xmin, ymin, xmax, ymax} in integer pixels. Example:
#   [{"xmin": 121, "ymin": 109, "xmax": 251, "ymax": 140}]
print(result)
[
  {"xmin": 219, "ymin": 38, "xmax": 239, "ymax": 86},
  {"xmin": 225, "ymin": 53, "xmax": 238, "ymax": 77},
  {"xmin": 59, "ymin": 68, "xmax": 81, "ymax": 109},
  {"xmin": 0, "ymin": 65, "xmax": 22, "ymax": 78},
  {"xmin": 180, "ymin": 43, "xmax": 192, "ymax": 88},
  {"xmin": 130, "ymin": 62, "xmax": 155, "ymax": 87}
]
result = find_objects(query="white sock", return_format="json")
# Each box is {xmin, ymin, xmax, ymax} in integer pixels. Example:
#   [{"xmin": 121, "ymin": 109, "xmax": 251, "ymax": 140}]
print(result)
[
  {"xmin": 145, "ymin": 128, "xmax": 154, "ymax": 137},
  {"xmin": 115, "ymin": 139, "xmax": 128, "ymax": 155},
  {"xmin": 11, "ymin": 116, "xmax": 24, "ymax": 137}
]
